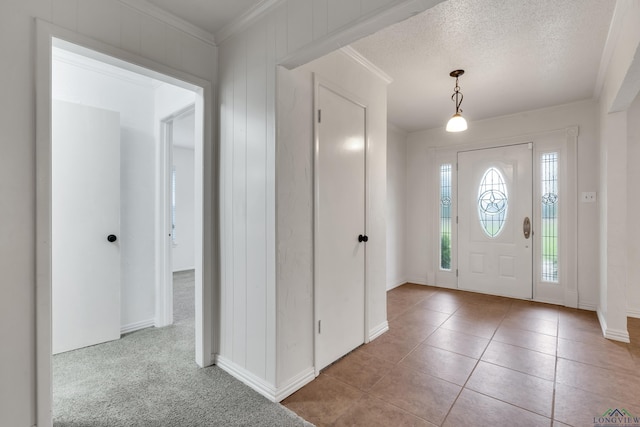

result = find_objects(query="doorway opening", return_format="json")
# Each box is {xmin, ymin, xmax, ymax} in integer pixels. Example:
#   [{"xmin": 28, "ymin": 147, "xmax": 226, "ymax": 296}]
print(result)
[{"xmin": 37, "ymin": 24, "xmax": 215, "ymax": 425}]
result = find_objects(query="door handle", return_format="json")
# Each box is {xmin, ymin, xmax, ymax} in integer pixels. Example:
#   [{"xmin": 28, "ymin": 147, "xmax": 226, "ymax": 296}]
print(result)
[
  {"xmin": 358, "ymin": 234, "xmax": 369, "ymax": 243},
  {"xmin": 107, "ymin": 234, "xmax": 117, "ymax": 243},
  {"xmin": 523, "ymin": 217, "xmax": 531, "ymax": 239}
]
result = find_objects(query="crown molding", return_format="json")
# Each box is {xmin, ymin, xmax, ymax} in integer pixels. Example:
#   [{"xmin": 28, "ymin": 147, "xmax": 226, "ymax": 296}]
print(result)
[
  {"xmin": 340, "ymin": 46, "xmax": 393, "ymax": 85},
  {"xmin": 119, "ymin": 0, "xmax": 216, "ymax": 46},
  {"xmin": 215, "ymin": 0, "xmax": 285, "ymax": 45}
]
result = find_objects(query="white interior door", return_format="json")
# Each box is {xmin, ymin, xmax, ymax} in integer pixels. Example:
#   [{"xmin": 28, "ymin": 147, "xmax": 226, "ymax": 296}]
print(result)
[
  {"xmin": 52, "ymin": 100, "xmax": 121, "ymax": 354},
  {"xmin": 458, "ymin": 144, "xmax": 533, "ymax": 299},
  {"xmin": 315, "ymin": 84, "xmax": 366, "ymax": 371}
]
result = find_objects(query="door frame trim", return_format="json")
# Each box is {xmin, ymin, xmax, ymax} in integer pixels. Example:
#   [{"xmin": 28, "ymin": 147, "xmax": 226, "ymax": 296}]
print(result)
[
  {"xmin": 35, "ymin": 20, "xmax": 217, "ymax": 426},
  {"xmin": 430, "ymin": 128, "xmax": 578, "ymax": 307},
  {"xmin": 312, "ymin": 75, "xmax": 369, "ymax": 375},
  {"xmin": 157, "ymin": 104, "xmax": 196, "ymax": 328}
]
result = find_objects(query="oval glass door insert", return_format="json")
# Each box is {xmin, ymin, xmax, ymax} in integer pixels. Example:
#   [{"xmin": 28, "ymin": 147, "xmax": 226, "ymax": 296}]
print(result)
[{"xmin": 477, "ymin": 167, "xmax": 508, "ymax": 237}]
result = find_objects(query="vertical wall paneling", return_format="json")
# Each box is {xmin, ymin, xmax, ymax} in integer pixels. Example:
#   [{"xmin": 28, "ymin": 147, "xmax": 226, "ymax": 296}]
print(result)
[
  {"xmin": 287, "ymin": 0, "xmax": 313, "ymax": 54},
  {"xmin": 216, "ymin": 0, "xmax": 442, "ymax": 402},
  {"xmin": 274, "ymin": 4, "xmax": 288, "ymax": 63},
  {"xmin": 245, "ymin": 20, "xmax": 268, "ymax": 377},
  {"xmin": 119, "ymin": 5, "xmax": 142, "ymax": 55},
  {"xmin": 52, "ymin": 0, "xmax": 79, "ymax": 32},
  {"xmin": 232, "ymin": 35, "xmax": 249, "ymax": 367},
  {"xmin": 165, "ymin": 26, "xmax": 183, "ymax": 71},
  {"xmin": 219, "ymin": 43, "xmax": 234, "ymax": 357},
  {"xmin": 265, "ymin": 10, "xmax": 279, "ymax": 386},
  {"xmin": 327, "ymin": 0, "xmax": 361, "ymax": 33},
  {"xmin": 361, "ymin": 0, "xmax": 395, "ymax": 16},
  {"xmin": 77, "ymin": 0, "xmax": 121, "ymax": 47},
  {"xmin": 139, "ymin": 13, "xmax": 167, "ymax": 66},
  {"xmin": 312, "ymin": 0, "xmax": 329, "ymax": 41}
]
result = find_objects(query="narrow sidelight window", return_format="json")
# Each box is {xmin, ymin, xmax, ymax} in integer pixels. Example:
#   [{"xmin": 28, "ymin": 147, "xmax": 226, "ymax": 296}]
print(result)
[
  {"xmin": 541, "ymin": 153, "xmax": 558, "ymax": 282},
  {"xmin": 440, "ymin": 164, "xmax": 452, "ymax": 270}
]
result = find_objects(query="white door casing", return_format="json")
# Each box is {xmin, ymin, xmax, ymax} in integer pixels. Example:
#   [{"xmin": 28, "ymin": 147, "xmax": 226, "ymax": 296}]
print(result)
[
  {"xmin": 52, "ymin": 100, "xmax": 121, "ymax": 354},
  {"xmin": 458, "ymin": 144, "xmax": 533, "ymax": 299},
  {"xmin": 315, "ymin": 82, "xmax": 366, "ymax": 372}
]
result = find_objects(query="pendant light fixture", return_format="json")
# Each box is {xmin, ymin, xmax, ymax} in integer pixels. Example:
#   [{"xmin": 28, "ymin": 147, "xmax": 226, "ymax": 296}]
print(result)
[{"xmin": 446, "ymin": 69, "xmax": 468, "ymax": 132}]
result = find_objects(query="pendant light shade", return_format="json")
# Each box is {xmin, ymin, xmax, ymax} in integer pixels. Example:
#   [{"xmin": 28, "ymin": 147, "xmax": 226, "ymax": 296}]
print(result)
[
  {"xmin": 446, "ymin": 113, "xmax": 467, "ymax": 132},
  {"xmin": 446, "ymin": 69, "xmax": 467, "ymax": 132}
]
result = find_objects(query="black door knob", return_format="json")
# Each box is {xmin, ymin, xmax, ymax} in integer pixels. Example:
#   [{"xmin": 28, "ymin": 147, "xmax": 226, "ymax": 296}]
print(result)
[
  {"xmin": 358, "ymin": 234, "xmax": 369, "ymax": 243},
  {"xmin": 107, "ymin": 234, "xmax": 117, "ymax": 243}
]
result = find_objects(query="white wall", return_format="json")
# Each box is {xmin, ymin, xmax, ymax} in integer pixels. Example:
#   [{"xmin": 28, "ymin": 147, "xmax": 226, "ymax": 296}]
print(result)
[
  {"xmin": 0, "ymin": 1, "xmax": 215, "ymax": 424},
  {"xmin": 217, "ymin": 0, "xmax": 441, "ymax": 400},
  {"xmin": 596, "ymin": 0, "xmax": 640, "ymax": 340},
  {"xmin": 405, "ymin": 100, "xmax": 601, "ymax": 308},
  {"xmin": 626, "ymin": 95, "xmax": 640, "ymax": 317},
  {"xmin": 387, "ymin": 124, "xmax": 407, "ymax": 289},
  {"xmin": 172, "ymin": 146, "xmax": 196, "ymax": 271}
]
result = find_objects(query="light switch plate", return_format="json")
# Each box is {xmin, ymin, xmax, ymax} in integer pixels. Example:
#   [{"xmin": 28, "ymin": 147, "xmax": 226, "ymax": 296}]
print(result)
[{"xmin": 582, "ymin": 192, "xmax": 597, "ymax": 203}]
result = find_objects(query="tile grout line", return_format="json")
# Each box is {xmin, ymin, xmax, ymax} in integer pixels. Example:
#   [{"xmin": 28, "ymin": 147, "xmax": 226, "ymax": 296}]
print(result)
[{"xmin": 438, "ymin": 299, "xmax": 512, "ymax": 425}]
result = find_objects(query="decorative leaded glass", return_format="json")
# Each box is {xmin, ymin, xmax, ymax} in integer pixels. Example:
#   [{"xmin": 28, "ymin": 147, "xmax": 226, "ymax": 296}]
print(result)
[
  {"xmin": 541, "ymin": 153, "xmax": 559, "ymax": 282},
  {"xmin": 440, "ymin": 164, "xmax": 452, "ymax": 270},
  {"xmin": 477, "ymin": 167, "xmax": 508, "ymax": 237}
]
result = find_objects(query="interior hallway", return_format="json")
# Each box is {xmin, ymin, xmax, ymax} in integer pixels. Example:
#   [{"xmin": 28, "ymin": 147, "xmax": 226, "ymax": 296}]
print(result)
[
  {"xmin": 283, "ymin": 284, "xmax": 640, "ymax": 426},
  {"xmin": 53, "ymin": 271, "xmax": 309, "ymax": 426}
]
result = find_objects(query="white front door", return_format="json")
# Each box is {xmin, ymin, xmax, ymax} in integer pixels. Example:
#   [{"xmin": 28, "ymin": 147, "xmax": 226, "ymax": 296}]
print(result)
[
  {"xmin": 315, "ymin": 83, "xmax": 366, "ymax": 371},
  {"xmin": 52, "ymin": 100, "xmax": 121, "ymax": 354},
  {"xmin": 458, "ymin": 144, "xmax": 533, "ymax": 299}
]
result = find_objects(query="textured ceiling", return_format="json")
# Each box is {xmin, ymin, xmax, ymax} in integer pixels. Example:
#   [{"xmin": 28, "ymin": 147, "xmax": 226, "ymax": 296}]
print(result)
[
  {"xmin": 145, "ymin": 0, "xmax": 263, "ymax": 36},
  {"xmin": 351, "ymin": 0, "xmax": 616, "ymax": 133}
]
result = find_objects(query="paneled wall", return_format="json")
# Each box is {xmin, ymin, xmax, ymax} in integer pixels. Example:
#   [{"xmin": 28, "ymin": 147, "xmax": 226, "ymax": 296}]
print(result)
[
  {"xmin": 218, "ymin": 15, "xmax": 278, "ymax": 386},
  {"xmin": 217, "ymin": 0, "xmax": 441, "ymax": 400},
  {"xmin": 0, "ymin": 1, "xmax": 215, "ymax": 424}
]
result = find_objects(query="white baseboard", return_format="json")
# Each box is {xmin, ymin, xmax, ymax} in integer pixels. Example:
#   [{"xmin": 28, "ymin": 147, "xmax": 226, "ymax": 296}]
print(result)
[
  {"xmin": 628, "ymin": 308, "xmax": 640, "ymax": 319},
  {"xmin": 215, "ymin": 355, "xmax": 315, "ymax": 402},
  {"xmin": 387, "ymin": 278, "xmax": 407, "ymax": 291},
  {"xmin": 597, "ymin": 307, "xmax": 630, "ymax": 343},
  {"xmin": 173, "ymin": 267, "xmax": 195, "ymax": 273},
  {"xmin": 578, "ymin": 302, "xmax": 597, "ymax": 311},
  {"xmin": 604, "ymin": 328, "xmax": 630, "ymax": 343},
  {"xmin": 121, "ymin": 318, "xmax": 155, "ymax": 335},
  {"xmin": 273, "ymin": 367, "xmax": 316, "ymax": 402},
  {"xmin": 405, "ymin": 277, "xmax": 427, "ymax": 285},
  {"xmin": 563, "ymin": 290, "xmax": 578, "ymax": 308},
  {"xmin": 369, "ymin": 321, "xmax": 389, "ymax": 341},
  {"xmin": 216, "ymin": 355, "xmax": 278, "ymax": 401}
]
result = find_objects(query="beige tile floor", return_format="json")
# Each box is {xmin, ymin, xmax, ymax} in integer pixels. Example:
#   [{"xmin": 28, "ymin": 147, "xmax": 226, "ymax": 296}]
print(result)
[{"xmin": 283, "ymin": 284, "xmax": 640, "ymax": 427}]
